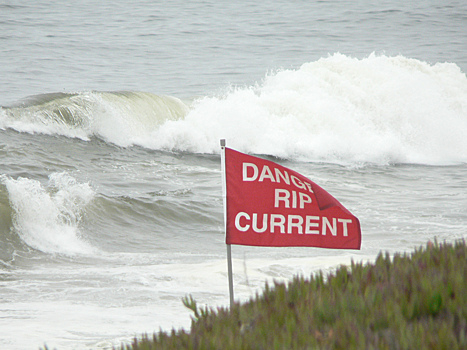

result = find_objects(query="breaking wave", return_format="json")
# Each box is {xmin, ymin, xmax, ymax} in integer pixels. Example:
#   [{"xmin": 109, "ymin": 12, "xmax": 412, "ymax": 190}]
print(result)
[
  {"xmin": 1, "ymin": 173, "xmax": 96, "ymax": 256},
  {"xmin": 1, "ymin": 54, "xmax": 467, "ymax": 165},
  {"xmin": 148, "ymin": 53, "xmax": 467, "ymax": 165},
  {"xmin": 0, "ymin": 91, "xmax": 189, "ymax": 147}
]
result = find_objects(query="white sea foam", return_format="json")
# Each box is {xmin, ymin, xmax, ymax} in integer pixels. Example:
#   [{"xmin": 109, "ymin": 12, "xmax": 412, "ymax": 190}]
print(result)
[
  {"xmin": 0, "ymin": 251, "xmax": 365, "ymax": 349},
  {"xmin": 146, "ymin": 54, "xmax": 467, "ymax": 164},
  {"xmin": 2, "ymin": 173, "xmax": 96, "ymax": 255}
]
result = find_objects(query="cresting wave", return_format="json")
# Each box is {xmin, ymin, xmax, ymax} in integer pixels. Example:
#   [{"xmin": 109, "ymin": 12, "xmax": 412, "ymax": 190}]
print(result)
[
  {"xmin": 1, "ymin": 54, "xmax": 467, "ymax": 164},
  {"xmin": 0, "ymin": 173, "xmax": 96, "ymax": 257},
  {"xmin": 0, "ymin": 91, "xmax": 189, "ymax": 146}
]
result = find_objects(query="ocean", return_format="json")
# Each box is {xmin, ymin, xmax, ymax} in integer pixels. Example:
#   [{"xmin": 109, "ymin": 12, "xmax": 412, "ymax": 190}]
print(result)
[{"xmin": 1, "ymin": 1, "xmax": 466, "ymax": 349}]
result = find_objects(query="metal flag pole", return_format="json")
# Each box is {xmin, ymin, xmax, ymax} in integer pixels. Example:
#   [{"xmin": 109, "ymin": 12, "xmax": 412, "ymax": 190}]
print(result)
[{"xmin": 220, "ymin": 139, "xmax": 234, "ymax": 309}]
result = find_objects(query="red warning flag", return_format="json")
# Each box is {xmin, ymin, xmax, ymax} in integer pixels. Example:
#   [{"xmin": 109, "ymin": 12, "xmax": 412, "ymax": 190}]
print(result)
[{"xmin": 223, "ymin": 147, "xmax": 361, "ymax": 249}]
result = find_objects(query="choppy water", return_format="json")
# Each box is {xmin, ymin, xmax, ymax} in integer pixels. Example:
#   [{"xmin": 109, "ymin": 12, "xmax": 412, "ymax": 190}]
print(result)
[{"xmin": 1, "ymin": 1, "xmax": 466, "ymax": 349}]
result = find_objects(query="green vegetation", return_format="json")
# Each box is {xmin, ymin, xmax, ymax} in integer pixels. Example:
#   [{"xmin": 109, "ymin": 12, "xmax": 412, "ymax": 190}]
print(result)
[{"xmin": 122, "ymin": 240, "xmax": 467, "ymax": 350}]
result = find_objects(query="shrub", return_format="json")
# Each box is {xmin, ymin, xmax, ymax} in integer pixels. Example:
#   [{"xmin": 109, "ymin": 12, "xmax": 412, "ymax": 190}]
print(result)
[{"xmin": 123, "ymin": 240, "xmax": 467, "ymax": 349}]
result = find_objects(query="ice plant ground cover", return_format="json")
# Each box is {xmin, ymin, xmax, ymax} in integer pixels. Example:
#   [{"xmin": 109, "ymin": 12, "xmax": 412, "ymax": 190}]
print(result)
[{"xmin": 121, "ymin": 240, "xmax": 466, "ymax": 349}]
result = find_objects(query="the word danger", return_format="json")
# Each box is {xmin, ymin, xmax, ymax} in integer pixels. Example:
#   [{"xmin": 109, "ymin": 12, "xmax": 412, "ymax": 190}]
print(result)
[{"xmin": 242, "ymin": 163, "xmax": 314, "ymax": 193}]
